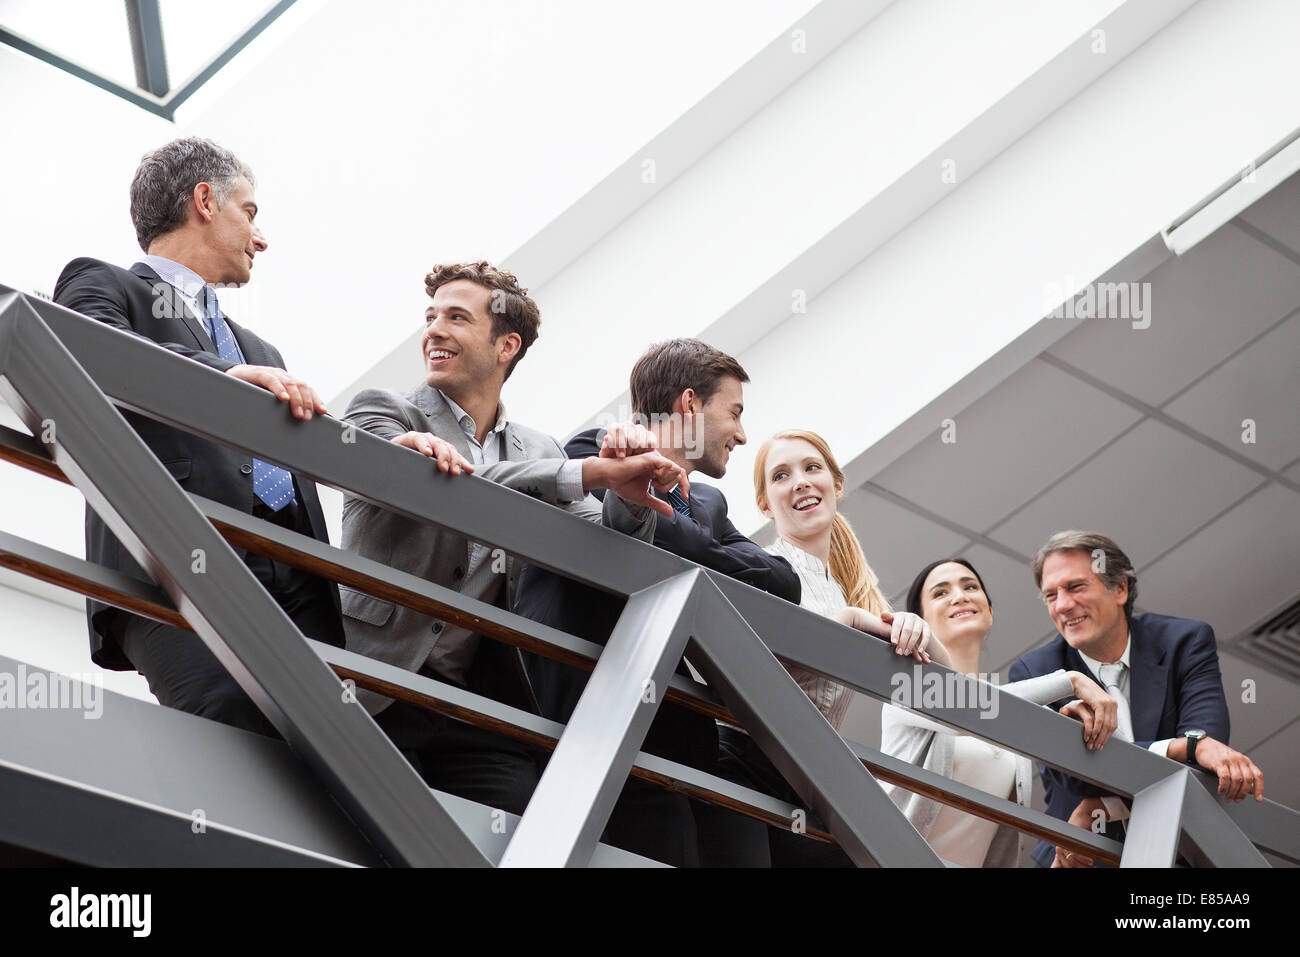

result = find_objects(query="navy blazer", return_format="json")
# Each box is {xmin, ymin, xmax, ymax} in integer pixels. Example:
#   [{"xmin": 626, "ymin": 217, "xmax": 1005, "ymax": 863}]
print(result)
[
  {"xmin": 1009, "ymin": 611, "xmax": 1230, "ymax": 867},
  {"xmin": 53, "ymin": 257, "xmax": 342, "ymax": 669},
  {"xmin": 514, "ymin": 427, "xmax": 801, "ymax": 768}
]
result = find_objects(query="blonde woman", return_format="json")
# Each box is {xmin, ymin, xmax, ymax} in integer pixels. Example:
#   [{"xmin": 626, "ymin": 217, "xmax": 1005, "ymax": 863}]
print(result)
[{"xmin": 700, "ymin": 429, "xmax": 938, "ymax": 866}]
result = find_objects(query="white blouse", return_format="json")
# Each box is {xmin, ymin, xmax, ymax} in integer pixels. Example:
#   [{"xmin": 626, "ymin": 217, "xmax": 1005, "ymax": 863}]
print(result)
[{"xmin": 765, "ymin": 538, "xmax": 854, "ymax": 732}]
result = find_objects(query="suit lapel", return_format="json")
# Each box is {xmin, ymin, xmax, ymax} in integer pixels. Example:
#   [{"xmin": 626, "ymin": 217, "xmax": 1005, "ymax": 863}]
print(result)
[
  {"xmin": 503, "ymin": 422, "xmax": 526, "ymax": 462},
  {"xmin": 1062, "ymin": 642, "xmax": 1101, "ymax": 687},
  {"xmin": 1127, "ymin": 616, "xmax": 1169, "ymax": 741},
  {"xmin": 131, "ymin": 262, "xmax": 215, "ymax": 353},
  {"xmin": 412, "ymin": 384, "xmax": 473, "ymax": 459}
]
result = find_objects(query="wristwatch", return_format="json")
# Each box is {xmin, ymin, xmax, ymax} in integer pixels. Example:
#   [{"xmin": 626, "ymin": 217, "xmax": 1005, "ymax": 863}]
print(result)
[{"xmin": 1184, "ymin": 729, "xmax": 1206, "ymax": 767}]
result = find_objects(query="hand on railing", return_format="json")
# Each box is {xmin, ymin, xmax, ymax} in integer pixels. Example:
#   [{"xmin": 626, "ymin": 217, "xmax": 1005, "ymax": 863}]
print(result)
[
  {"xmin": 390, "ymin": 431, "xmax": 476, "ymax": 475},
  {"xmin": 836, "ymin": 608, "xmax": 937, "ymax": 664},
  {"xmin": 226, "ymin": 364, "xmax": 328, "ymax": 421},
  {"xmin": 1167, "ymin": 735, "xmax": 1264, "ymax": 803},
  {"xmin": 1058, "ymin": 672, "xmax": 1119, "ymax": 751}
]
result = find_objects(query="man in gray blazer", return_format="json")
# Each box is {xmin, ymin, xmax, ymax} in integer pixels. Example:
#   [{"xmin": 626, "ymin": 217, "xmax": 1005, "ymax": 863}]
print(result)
[{"xmin": 341, "ymin": 261, "xmax": 686, "ymax": 816}]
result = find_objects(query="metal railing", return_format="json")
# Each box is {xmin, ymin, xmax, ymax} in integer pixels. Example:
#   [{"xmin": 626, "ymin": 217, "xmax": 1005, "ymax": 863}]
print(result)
[{"xmin": 0, "ymin": 284, "xmax": 1294, "ymax": 867}]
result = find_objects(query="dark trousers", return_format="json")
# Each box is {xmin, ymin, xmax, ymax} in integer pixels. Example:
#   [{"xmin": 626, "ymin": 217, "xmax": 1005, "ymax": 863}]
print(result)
[
  {"xmin": 374, "ymin": 672, "xmax": 541, "ymax": 817},
  {"xmin": 697, "ymin": 726, "xmax": 854, "ymax": 867},
  {"xmin": 117, "ymin": 498, "xmax": 344, "ymax": 738}
]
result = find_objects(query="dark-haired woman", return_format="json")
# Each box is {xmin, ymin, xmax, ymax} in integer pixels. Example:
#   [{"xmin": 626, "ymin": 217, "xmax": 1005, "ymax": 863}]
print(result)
[{"xmin": 880, "ymin": 559, "xmax": 1117, "ymax": 867}]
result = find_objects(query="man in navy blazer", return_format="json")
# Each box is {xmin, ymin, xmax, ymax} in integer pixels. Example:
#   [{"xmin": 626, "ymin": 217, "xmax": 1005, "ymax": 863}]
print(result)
[
  {"xmin": 1010, "ymin": 530, "xmax": 1264, "ymax": 867},
  {"xmin": 515, "ymin": 338, "xmax": 800, "ymax": 865},
  {"xmin": 53, "ymin": 137, "xmax": 343, "ymax": 735}
]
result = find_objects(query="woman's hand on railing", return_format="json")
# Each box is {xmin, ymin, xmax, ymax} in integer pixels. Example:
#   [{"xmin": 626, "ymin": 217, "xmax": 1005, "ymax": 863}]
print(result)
[
  {"xmin": 1059, "ymin": 672, "xmax": 1119, "ymax": 750},
  {"xmin": 836, "ymin": 608, "xmax": 937, "ymax": 664},
  {"xmin": 391, "ymin": 431, "xmax": 476, "ymax": 475}
]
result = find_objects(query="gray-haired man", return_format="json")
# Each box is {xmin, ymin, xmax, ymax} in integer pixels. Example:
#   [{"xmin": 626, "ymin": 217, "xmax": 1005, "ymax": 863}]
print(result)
[{"xmin": 54, "ymin": 137, "xmax": 343, "ymax": 735}]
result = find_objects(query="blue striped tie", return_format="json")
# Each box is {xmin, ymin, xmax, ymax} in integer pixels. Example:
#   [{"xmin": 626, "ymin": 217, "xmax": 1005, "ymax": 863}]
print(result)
[
  {"xmin": 201, "ymin": 287, "xmax": 296, "ymax": 512},
  {"xmin": 664, "ymin": 487, "xmax": 691, "ymax": 517}
]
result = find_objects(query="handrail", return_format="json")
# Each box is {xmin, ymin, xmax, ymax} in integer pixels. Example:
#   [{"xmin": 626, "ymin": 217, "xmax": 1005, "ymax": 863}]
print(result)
[
  {"xmin": 0, "ymin": 420, "xmax": 1127, "ymax": 865},
  {"xmin": 0, "ymin": 286, "xmax": 1294, "ymax": 866}
]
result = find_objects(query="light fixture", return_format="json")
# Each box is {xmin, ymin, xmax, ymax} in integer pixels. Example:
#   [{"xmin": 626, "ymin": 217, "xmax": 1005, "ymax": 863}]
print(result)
[{"xmin": 1161, "ymin": 126, "xmax": 1300, "ymax": 255}]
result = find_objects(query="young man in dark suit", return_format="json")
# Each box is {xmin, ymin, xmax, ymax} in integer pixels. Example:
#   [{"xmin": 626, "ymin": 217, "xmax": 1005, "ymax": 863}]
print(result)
[
  {"xmin": 514, "ymin": 338, "xmax": 801, "ymax": 866},
  {"xmin": 1010, "ymin": 530, "xmax": 1265, "ymax": 867},
  {"xmin": 53, "ymin": 137, "xmax": 344, "ymax": 735}
]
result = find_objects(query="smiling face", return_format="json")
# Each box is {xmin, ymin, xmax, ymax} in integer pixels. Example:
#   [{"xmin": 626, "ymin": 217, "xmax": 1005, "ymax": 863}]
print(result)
[
  {"xmin": 688, "ymin": 375, "xmax": 746, "ymax": 478},
  {"xmin": 205, "ymin": 175, "xmax": 266, "ymax": 286},
  {"xmin": 1039, "ymin": 549, "xmax": 1129, "ymax": 659},
  {"xmin": 919, "ymin": 561, "xmax": 993, "ymax": 648},
  {"xmin": 760, "ymin": 436, "xmax": 842, "ymax": 543},
  {"xmin": 420, "ymin": 279, "xmax": 519, "ymax": 407}
]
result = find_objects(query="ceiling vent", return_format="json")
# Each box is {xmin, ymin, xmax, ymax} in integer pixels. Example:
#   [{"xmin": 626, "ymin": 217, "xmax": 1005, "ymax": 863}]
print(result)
[{"xmin": 1226, "ymin": 596, "xmax": 1300, "ymax": 685}]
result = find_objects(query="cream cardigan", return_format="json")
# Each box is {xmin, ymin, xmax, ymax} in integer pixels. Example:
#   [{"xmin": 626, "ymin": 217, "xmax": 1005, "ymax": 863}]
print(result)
[{"xmin": 880, "ymin": 669, "xmax": 1073, "ymax": 867}]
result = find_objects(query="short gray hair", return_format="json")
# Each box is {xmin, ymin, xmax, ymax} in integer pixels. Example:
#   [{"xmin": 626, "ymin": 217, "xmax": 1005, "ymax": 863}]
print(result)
[
  {"xmin": 130, "ymin": 137, "xmax": 254, "ymax": 251},
  {"xmin": 1032, "ymin": 530, "xmax": 1138, "ymax": 617}
]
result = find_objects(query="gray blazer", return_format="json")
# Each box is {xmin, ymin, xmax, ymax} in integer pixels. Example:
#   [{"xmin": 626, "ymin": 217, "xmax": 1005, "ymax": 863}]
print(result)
[
  {"xmin": 340, "ymin": 384, "xmax": 654, "ymax": 714},
  {"xmin": 879, "ymin": 669, "xmax": 1073, "ymax": 867}
]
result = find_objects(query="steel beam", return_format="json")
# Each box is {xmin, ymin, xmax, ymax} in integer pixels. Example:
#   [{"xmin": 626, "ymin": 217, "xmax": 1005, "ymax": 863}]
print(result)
[
  {"xmin": 500, "ymin": 571, "xmax": 703, "ymax": 867},
  {"xmin": 1179, "ymin": 776, "xmax": 1269, "ymax": 867},
  {"xmin": 0, "ymin": 293, "xmax": 486, "ymax": 866},
  {"xmin": 688, "ymin": 577, "xmax": 942, "ymax": 867},
  {"xmin": 1122, "ymin": 771, "xmax": 1188, "ymax": 867},
  {"xmin": 124, "ymin": 0, "xmax": 169, "ymax": 96},
  {"xmin": 3, "ymin": 286, "xmax": 1292, "ymax": 866}
]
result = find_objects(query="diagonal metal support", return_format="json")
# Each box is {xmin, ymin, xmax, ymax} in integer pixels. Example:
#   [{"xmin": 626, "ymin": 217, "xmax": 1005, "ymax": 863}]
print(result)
[
  {"xmin": 1179, "ymin": 774, "xmax": 1269, "ymax": 867},
  {"xmin": 688, "ymin": 577, "xmax": 943, "ymax": 867},
  {"xmin": 1122, "ymin": 770, "xmax": 1188, "ymax": 867},
  {"xmin": 0, "ymin": 292, "xmax": 487, "ymax": 866},
  {"xmin": 500, "ymin": 570, "xmax": 703, "ymax": 867}
]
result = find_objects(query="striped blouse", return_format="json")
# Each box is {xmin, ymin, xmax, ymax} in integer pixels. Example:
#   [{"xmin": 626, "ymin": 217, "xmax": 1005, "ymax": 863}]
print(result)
[{"xmin": 765, "ymin": 537, "xmax": 854, "ymax": 732}]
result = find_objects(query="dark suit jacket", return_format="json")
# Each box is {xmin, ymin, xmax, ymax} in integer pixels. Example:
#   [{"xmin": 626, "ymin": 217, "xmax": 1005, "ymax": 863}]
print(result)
[
  {"xmin": 1009, "ymin": 611, "xmax": 1230, "ymax": 867},
  {"xmin": 514, "ymin": 427, "xmax": 802, "ymax": 769},
  {"xmin": 52, "ymin": 257, "xmax": 341, "ymax": 669}
]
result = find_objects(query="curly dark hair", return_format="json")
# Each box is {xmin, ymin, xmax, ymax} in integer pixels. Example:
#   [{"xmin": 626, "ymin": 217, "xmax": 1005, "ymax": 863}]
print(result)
[{"xmin": 424, "ymin": 262, "xmax": 541, "ymax": 380}]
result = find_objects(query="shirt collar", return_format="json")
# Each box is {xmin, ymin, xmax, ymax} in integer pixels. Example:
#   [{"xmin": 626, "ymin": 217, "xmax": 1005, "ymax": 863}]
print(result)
[
  {"xmin": 140, "ymin": 254, "xmax": 209, "ymax": 305},
  {"xmin": 439, "ymin": 391, "xmax": 507, "ymax": 442},
  {"xmin": 1076, "ymin": 629, "xmax": 1131, "ymax": 678},
  {"xmin": 769, "ymin": 536, "xmax": 832, "ymax": 580}
]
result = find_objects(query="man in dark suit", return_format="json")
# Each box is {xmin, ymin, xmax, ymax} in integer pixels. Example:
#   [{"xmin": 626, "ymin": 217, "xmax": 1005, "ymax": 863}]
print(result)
[
  {"xmin": 53, "ymin": 137, "xmax": 343, "ymax": 736},
  {"xmin": 515, "ymin": 337, "xmax": 801, "ymax": 866},
  {"xmin": 1010, "ymin": 530, "xmax": 1265, "ymax": 867}
]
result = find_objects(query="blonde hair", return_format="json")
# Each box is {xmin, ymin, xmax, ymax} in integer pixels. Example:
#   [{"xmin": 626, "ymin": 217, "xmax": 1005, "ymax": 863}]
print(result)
[{"xmin": 753, "ymin": 429, "xmax": 890, "ymax": 615}]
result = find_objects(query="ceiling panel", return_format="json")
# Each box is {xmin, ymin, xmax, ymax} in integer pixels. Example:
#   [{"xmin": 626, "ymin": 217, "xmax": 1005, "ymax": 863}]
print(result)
[
  {"xmin": 1237, "ymin": 168, "xmax": 1300, "ymax": 260},
  {"xmin": 872, "ymin": 358, "xmax": 1142, "ymax": 534},
  {"xmin": 1047, "ymin": 224, "xmax": 1300, "ymax": 406},
  {"xmin": 836, "ymin": 487, "xmax": 970, "ymax": 607},
  {"xmin": 1135, "ymin": 483, "xmax": 1300, "ymax": 644},
  {"xmin": 1232, "ymin": 726, "xmax": 1300, "ymax": 832},
  {"xmin": 986, "ymin": 418, "xmax": 1263, "ymax": 567},
  {"xmin": 1163, "ymin": 313, "xmax": 1300, "ymax": 471},
  {"xmin": 1215, "ymin": 650, "xmax": 1300, "ymax": 754}
]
